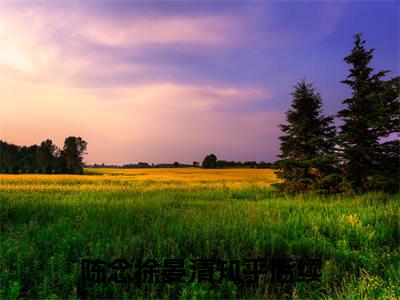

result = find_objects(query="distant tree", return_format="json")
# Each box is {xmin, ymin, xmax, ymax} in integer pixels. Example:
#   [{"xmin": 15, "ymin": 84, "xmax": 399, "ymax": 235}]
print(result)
[
  {"xmin": 20, "ymin": 145, "xmax": 39, "ymax": 173},
  {"xmin": 137, "ymin": 162, "xmax": 150, "ymax": 168},
  {"xmin": 0, "ymin": 141, "xmax": 4, "ymax": 173},
  {"xmin": 244, "ymin": 161, "xmax": 257, "ymax": 168},
  {"xmin": 63, "ymin": 136, "xmax": 87, "ymax": 174},
  {"xmin": 192, "ymin": 161, "xmax": 199, "ymax": 167},
  {"xmin": 55, "ymin": 149, "xmax": 68, "ymax": 174},
  {"xmin": 216, "ymin": 160, "xmax": 227, "ymax": 168},
  {"xmin": 276, "ymin": 79, "xmax": 338, "ymax": 192},
  {"xmin": 258, "ymin": 161, "xmax": 272, "ymax": 169},
  {"xmin": 173, "ymin": 161, "xmax": 180, "ymax": 167},
  {"xmin": 202, "ymin": 154, "xmax": 217, "ymax": 169},
  {"xmin": 36, "ymin": 139, "xmax": 57, "ymax": 173},
  {"xmin": 0, "ymin": 141, "xmax": 20, "ymax": 173},
  {"xmin": 1, "ymin": 138, "xmax": 89, "ymax": 175},
  {"xmin": 337, "ymin": 33, "xmax": 399, "ymax": 191}
]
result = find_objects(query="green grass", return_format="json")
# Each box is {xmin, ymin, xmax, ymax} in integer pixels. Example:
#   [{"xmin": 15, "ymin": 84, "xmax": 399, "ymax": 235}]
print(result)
[{"xmin": 0, "ymin": 170, "xmax": 399, "ymax": 299}]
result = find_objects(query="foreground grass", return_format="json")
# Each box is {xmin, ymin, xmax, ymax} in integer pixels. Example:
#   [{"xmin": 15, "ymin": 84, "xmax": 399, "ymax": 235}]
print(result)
[{"xmin": 0, "ymin": 168, "xmax": 399, "ymax": 299}]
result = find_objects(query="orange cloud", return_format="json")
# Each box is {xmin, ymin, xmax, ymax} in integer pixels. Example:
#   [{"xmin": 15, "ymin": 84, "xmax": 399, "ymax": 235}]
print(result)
[
  {"xmin": 0, "ymin": 74, "xmax": 278, "ymax": 163},
  {"xmin": 0, "ymin": 2, "xmax": 284, "ymax": 163}
]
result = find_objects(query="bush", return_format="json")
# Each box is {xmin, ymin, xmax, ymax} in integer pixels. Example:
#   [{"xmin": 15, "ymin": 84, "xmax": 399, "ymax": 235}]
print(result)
[
  {"xmin": 368, "ymin": 175, "xmax": 400, "ymax": 194},
  {"xmin": 274, "ymin": 178, "xmax": 315, "ymax": 194},
  {"xmin": 315, "ymin": 174, "xmax": 352, "ymax": 194}
]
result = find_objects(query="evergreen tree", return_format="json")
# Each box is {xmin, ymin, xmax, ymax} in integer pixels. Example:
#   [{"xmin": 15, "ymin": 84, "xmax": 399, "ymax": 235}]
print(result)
[
  {"xmin": 370, "ymin": 76, "xmax": 399, "ymax": 192},
  {"xmin": 276, "ymin": 79, "xmax": 338, "ymax": 192},
  {"xmin": 337, "ymin": 33, "xmax": 397, "ymax": 191}
]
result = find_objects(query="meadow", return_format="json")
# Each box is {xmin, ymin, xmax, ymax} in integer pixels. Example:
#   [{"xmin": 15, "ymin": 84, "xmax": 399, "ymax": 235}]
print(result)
[{"xmin": 0, "ymin": 168, "xmax": 399, "ymax": 299}]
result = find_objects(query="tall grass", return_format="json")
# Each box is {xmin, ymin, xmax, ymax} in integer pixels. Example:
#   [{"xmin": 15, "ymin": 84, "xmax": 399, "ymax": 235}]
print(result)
[{"xmin": 0, "ymin": 168, "xmax": 398, "ymax": 298}]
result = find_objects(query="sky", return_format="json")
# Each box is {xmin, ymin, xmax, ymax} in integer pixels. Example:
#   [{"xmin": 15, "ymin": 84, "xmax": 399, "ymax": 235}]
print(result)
[{"xmin": 0, "ymin": 0, "xmax": 398, "ymax": 164}]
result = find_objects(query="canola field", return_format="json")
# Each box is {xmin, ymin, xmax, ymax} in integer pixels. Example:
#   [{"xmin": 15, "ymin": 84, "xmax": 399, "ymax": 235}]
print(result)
[{"xmin": 0, "ymin": 168, "xmax": 399, "ymax": 299}]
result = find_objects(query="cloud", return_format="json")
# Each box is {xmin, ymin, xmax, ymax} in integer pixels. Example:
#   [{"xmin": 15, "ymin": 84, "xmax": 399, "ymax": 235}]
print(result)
[
  {"xmin": 81, "ymin": 15, "xmax": 239, "ymax": 48},
  {"xmin": 0, "ymin": 1, "xmax": 345, "ymax": 163},
  {"xmin": 0, "ymin": 1, "xmax": 344, "ymax": 90},
  {"xmin": 110, "ymin": 83, "xmax": 270, "ymax": 111},
  {"xmin": 0, "ymin": 73, "xmax": 278, "ymax": 163},
  {"xmin": 0, "ymin": 2, "xmax": 247, "ymax": 86}
]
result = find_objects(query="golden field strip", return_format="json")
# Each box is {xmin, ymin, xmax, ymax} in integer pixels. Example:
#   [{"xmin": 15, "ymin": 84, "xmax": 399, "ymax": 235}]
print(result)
[{"xmin": 0, "ymin": 168, "xmax": 278, "ymax": 192}]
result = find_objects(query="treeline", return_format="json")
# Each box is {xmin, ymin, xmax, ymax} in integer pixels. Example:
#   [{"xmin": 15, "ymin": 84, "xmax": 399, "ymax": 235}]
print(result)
[
  {"xmin": 0, "ymin": 136, "xmax": 87, "ymax": 174},
  {"xmin": 89, "ymin": 162, "xmax": 193, "ymax": 168},
  {"xmin": 89, "ymin": 160, "xmax": 273, "ymax": 169},
  {"xmin": 201, "ymin": 154, "xmax": 273, "ymax": 169},
  {"xmin": 275, "ymin": 34, "xmax": 399, "ymax": 194}
]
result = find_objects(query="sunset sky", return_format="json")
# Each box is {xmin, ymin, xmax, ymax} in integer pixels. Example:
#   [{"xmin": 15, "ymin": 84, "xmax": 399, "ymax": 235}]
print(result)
[{"xmin": 0, "ymin": 1, "xmax": 398, "ymax": 164}]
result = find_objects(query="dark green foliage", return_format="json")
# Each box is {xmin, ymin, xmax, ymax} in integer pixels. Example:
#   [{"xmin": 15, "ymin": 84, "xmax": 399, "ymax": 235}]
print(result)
[
  {"xmin": 0, "ymin": 137, "xmax": 87, "ymax": 174},
  {"xmin": 370, "ymin": 140, "xmax": 400, "ymax": 193},
  {"xmin": 36, "ymin": 139, "xmax": 58, "ymax": 174},
  {"xmin": 338, "ymin": 33, "xmax": 399, "ymax": 192},
  {"xmin": 0, "ymin": 141, "xmax": 19, "ymax": 173},
  {"xmin": 19, "ymin": 145, "xmax": 39, "ymax": 173},
  {"xmin": 137, "ymin": 162, "xmax": 150, "ymax": 168},
  {"xmin": 257, "ymin": 161, "xmax": 273, "ymax": 169},
  {"xmin": 374, "ymin": 76, "xmax": 400, "ymax": 135},
  {"xmin": 63, "ymin": 136, "xmax": 87, "ymax": 174},
  {"xmin": 55, "ymin": 149, "xmax": 68, "ymax": 174},
  {"xmin": 315, "ymin": 173, "xmax": 352, "ymax": 194},
  {"xmin": 0, "ymin": 141, "xmax": 39, "ymax": 174},
  {"xmin": 279, "ymin": 80, "xmax": 336, "ymax": 160},
  {"xmin": 202, "ymin": 154, "xmax": 217, "ymax": 168},
  {"xmin": 276, "ymin": 80, "xmax": 338, "ymax": 193},
  {"xmin": 201, "ymin": 157, "xmax": 271, "ymax": 169},
  {"xmin": 372, "ymin": 78, "xmax": 400, "ymax": 192}
]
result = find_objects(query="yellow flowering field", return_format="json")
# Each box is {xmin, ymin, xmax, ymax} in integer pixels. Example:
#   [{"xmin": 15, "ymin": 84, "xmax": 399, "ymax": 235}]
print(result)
[{"xmin": 0, "ymin": 168, "xmax": 398, "ymax": 299}]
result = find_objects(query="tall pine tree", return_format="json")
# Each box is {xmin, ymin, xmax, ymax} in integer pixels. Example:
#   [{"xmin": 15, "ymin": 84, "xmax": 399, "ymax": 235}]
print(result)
[
  {"xmin": 369, "ymin": 76, "xmax": 399, "ymax": 192},
  {"xmin": 276, "ymin": 79, "xmax": 337, "ymax": 192},
  {"xmin": 338, "ymin": 33, "xmax": 398, "ymax": 191}
]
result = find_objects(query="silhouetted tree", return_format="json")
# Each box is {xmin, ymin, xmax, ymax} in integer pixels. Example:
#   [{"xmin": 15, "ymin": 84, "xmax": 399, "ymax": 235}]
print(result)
[
  {"xmin": 216, "ymin": 160, "xmax": 227, "ymax": 168},
  {"xmin": 258, "ymin": 161, "xmax": 272, "ymax": 168},
  {"xmin": 0, "ymin": 141, "xmax": 20, "ymax": 173},
  {"xmin": 202, "ymin": 154, "xmax": 217, "ymax": 168},
  {"xmin": 276, "ymin": 79, "xmax": 338, "ymax": 192},
  {"xmin": 1, "ymin": 138, "xmax": 88, "ymax": 175},
  {"xmin": 20, "ymin": 145, "xmax": 39, "ymax": 173},
  {"xmin": 36, "ymin": 139, "xmax": 57, "ymax": 173},
  {"xmin": 63, "ymin": 136, "xmax": 87, "ymax": 174},
  {"xmin": 338, "ymin": 33, "xmax": 399, "ymax": 191},
  {"xmin": 192, "ymin": 161, "xmax": 199, "ymax": 167},
  {"xmin": 368, "ymin": 76, "xmax": 400, "ymax": 192},
  {"xmin": 137, "ymin": 162, "xmax": 150, "ymax": 168},
  {"xmin": 55, "ymin": 149, "xmax": 68, "ymax": 174},
  {"xmin": 173, "ymin": 161, "xmax": 180, "ymax": 167},
  {"xmin": 244, "ymin": 161, "xmax": 257, "ymax": 168}
]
